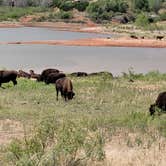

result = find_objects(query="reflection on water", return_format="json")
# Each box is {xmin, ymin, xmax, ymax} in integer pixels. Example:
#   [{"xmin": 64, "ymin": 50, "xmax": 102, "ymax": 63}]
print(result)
[{"xmin": 0, "ymin": 45, "xmax": 165, "ymax": 76}]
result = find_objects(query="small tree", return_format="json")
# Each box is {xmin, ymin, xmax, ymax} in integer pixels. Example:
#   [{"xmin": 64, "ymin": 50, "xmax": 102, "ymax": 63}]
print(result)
[
  {"xmin": 135, "ymin": 12, "xmax": 150, "ymax": 28},
  {"xmin": 133, "ymin": 0, "xmax": 150, "ymax": 11},
  {"xmin": 74, "ymin": 1, "xmax": 89, "ymax": 12}
]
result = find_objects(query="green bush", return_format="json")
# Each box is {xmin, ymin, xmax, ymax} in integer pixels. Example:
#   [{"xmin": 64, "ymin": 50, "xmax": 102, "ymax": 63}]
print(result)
[
  {"xmin": 86, "ymin": 0, "xmax": 128, "ymax": 22},
  {"xmin": 60, "ymin": 0, "xmax": 74, "ymax": 11},
  {"xmin": 135, "ymin": 12, "xmax": 150, "ymax": 28},
  {"xmin": 52, "ymin": 0, "xmax": 63, "ymax": 8},
  {"xmin": 74, "ymin": 1, "xmax": 89, "ymax": 12},
  {"xmin": 57, "ymin": 10, "xmax": 73, "ymax": 19},
  {"xmin": 133, "ymin": 0, "xmax": 150, "ymax": 12}
]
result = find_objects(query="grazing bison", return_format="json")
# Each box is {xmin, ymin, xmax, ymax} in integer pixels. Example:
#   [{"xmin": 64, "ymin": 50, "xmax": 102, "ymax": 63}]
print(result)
[
  {"xmin": 130, "ymin": 35, "xmax": 138, "ymax": 39},
  {"xmin": 45, "ymin": 73, "xmax": 66, "ymax": 84},
  {"xmin": 29, "ymin": 70, "xmax": 41, "ymax": 80},
  {"xmin": 156, "ymin": 35, "xmax": 164, "ymax": 40},
  {"xmin": 71, "ymin": 72, "xmax": 88, "ymax": 77},
  {"xmin": 39, "ymin": 68, "xmax": 60, "ymax": 82},
  {"xmin": 0, "ymin": 70, "xmax": 18, "ymax": 87},
  {"xmin": 149, "ymin": 91, "xmax": 166, "ymax": 115},
  {"xmin": 55, "ymin": 77, "xmax": 75, "ymax": 101},
  {"xmin": 89, "ymin": 71, "xmax": 113, "ymax": 77},
  {"xmin": 18, "ymin": 70, "xmax": 31, "ymax": 79}
]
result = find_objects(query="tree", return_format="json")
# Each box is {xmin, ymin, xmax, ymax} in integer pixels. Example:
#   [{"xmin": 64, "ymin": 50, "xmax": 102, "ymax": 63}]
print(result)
[
  {"xmin": 148, "ymin": 0, "xmax": 162, "ymax": 13},
  {"xmin": 133, "ymin": 0, "xmax": 150, "ymax": 11},
  {"xmin": 135, "ymin": 12, "xmax": 150, "ymax": 28}
]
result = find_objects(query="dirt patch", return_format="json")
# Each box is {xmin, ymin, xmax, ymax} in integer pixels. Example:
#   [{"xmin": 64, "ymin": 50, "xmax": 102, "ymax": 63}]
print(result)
[
  {"xmin": 0, "ymin": 119, "xmax": 24, "ymax": 145},
  {"xmin": 105, "ymin": 132, "xmax": 166, "ymax": 166}
]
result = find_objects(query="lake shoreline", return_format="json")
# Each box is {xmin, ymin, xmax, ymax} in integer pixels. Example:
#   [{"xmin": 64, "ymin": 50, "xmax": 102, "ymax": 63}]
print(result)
[
  {"xmin": 0, "ymin": 21, "xmax": 165, "ymax": 48},
  {"xmin": 4, "ymin": 38, "xmax": 166, "ymax": 48}
]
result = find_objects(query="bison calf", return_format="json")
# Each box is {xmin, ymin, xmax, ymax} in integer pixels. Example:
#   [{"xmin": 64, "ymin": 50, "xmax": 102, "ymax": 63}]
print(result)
[
  {"xmin": 149, "ymin": 91, "xmax": 166, "ymax": 115},
  {"xmin": 55, "ymin": 77, "xmax": 75, "ymax": 101},
  {"xmin": 0, "ymin": 70, "xmax": 18, "ymax": 87}
]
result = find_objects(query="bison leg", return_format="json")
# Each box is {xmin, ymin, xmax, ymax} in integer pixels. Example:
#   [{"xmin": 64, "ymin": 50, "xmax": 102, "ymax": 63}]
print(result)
[
  {"xmin": 56, "ymin": 88, "xmax": 59, "ymax": 101},
  {"xmin": 64, "ymin": 93, "xmax": 67, "ymax": 101},
  {"xmin": 12, "ymin": 80, "xmax": 17, "ymax": 86}
]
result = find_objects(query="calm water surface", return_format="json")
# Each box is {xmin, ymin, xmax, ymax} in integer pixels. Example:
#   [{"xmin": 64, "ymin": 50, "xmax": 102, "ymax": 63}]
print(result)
[
  {"xmin": 0, "ymin": 27, "xmax": 110, "ymax": 42},
  {"xmin": 0, "ymin": 44, "xmax": 165, "ymax": 76}
]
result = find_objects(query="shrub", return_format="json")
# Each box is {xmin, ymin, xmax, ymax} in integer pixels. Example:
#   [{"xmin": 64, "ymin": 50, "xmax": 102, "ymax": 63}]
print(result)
[
  {"xmin": 60, "ymin": 0, "xmax": 74, "ymax": 11},
  {"xmin": 86, "ymin": 0, "xmax": 128, "ymax": 22},
  {"xmin": 133, "ymin": 0, "xmax": 150, "ymax": 12},
  {"xmin": 57, "ymin": 10, "xmax": 73, "ymax": 19},
  {"xmin": 74, "ymin": 1, "xmax": 89, "ymax": 12},
  {"xmin": 135, "ymin": 12, "xmax": 150, "ymax": 28}
]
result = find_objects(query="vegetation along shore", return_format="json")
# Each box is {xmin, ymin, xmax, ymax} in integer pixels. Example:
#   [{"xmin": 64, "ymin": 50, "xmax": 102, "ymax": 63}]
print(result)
[{"xmin": 0, "ymin": 0, "xmax": 165, "ymax": 47}]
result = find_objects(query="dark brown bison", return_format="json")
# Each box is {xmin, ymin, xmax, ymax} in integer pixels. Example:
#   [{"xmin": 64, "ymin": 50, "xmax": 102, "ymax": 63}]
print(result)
[
  {"xmin": 89, "ymin": 71, "xmax": 113, "ymax": 77},
  {"xmin": 71, "ymin": 72, "xmax": 88, "ymax": 77},
  {"xmin": 156, "ymin": 35, "xmax": 164, "ymax": 40},
  {"xmin": 130, "ymin": 35, "xmax": 138, "ymax": 39},
  {"xmin": 29, "ymin": 70, "xmax": 41, "ymax": 80},
  {"xmin": 18, "ymin": 70, "xmax": 31, "ymax": 79},
  {"xmin": 0, "ymin": 70, "xmax": 18, "ymax": 87},
  {"xmin": 45, "ymin": 73, "xmax": 66, "ymax": 84},
  {"xmin": 55, "ymin": 77, "xmax": 75, "ymax": 101},
  {"xmin": 38, "ymin": 68, "xmax": 60, "ymax": 82},
  {"xmin": 149, "ymin": 91, "xmax": 166, "ymax": 115}
]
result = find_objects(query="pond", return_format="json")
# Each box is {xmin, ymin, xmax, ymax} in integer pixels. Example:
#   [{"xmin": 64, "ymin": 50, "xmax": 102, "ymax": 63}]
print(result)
[{"xmin": 0, "ymin": 44, "xmax": 165, "ymax": 76}]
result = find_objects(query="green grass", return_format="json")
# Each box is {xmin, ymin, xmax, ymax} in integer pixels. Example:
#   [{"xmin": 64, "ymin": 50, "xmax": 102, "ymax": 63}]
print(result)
[
  {"xmin": 0, "ymin": 73, "xmax": 166, "ymax": 165},
  {"xmin": 0, "ymin": 6, "xmax": 49, "ymax": 21}
]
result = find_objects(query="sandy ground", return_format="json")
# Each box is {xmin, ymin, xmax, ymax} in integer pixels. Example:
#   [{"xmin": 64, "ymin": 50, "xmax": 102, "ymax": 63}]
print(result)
[
  {"xmin": 105, "ymin": 132, "xmax": 166, "ymax": 166},
  {"xmin": 5, "ymin": 38, "xmax": 166, "ymax": 48}
]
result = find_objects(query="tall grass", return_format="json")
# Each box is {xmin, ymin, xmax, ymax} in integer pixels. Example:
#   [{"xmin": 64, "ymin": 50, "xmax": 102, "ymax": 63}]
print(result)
[{"xmin": 0, "ymin": 72, "xmax": 166, "ymax": 165}]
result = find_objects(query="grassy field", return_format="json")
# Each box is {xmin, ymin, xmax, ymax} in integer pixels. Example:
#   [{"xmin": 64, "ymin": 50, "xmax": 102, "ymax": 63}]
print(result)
[{"xmin": 0, "ymin": 71, "xmax": 166, "ymax": 165}]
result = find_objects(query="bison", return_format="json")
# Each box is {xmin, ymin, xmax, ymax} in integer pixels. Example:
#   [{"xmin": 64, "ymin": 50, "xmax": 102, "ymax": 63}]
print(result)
[
  {"xmin": 18, "ymin": 70, "xmax": 31, "ymax": 79},
  {"xmin": 29, "ymin": 70, "xmax": 41, "ymax": 80},
  {"xmin": 55, "ymin": 77, "xmax": 75, "ymax": 101},
  {"xmin": 45, "ymin": 72, "xmax": 66, "ymax": 84},
  {"xmin": 0, "ymin": 70, "xmax": 18, "ymax": 87},
  {"xmin": 38, "ymin": 68, "xmax": 60, "ymax": 82},
  {"xmin": 71, "ymin": 72, "xmax": 88, "ymax": 77},
  {"xmin": 149, "ymin": 91, "xmax": 166, "ymax": 115},
  {"xmin": 130, "ymin": 35, "xmax": 138, "ymax": 39},
  {"xmin": 156, "ymin": 35, "xmax": 164, "ymax": 40}
]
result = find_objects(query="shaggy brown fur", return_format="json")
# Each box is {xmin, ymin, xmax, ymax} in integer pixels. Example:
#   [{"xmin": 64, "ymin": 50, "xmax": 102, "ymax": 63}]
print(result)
[
  {"xmin": 55, "ymin": 77, "xmax": 75, "ymax": 101},
  {"xmin": 45, "ymin": 73, "xmax": 66, "ymax": 84},
  {"xmin": 149, "ymin": 91, "xmax": 166, "ymax": 115},
  {"xmin": 29, "ymin": 70, "xmax": 41, "ymax": 80},
  {"xmin": 18, "ymin": 70, "xmax": 31, "ymax": 79},
  {"xmin": 39, "ymin": 68, "xmax": 60, "ymax": 82},
  {"xmin": 0, "ymin": 70, "xmax": 18, "ymax": 87}
]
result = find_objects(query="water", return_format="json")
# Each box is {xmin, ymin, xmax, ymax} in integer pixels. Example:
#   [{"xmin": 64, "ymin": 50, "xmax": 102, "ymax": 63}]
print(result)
[
  {"xmin": 0, "ymin": 27, "xmax": 111, "ymax": 42},
  {"xmin": 0, "ymin": 44, "xmax": 165, "ymax": 76}
]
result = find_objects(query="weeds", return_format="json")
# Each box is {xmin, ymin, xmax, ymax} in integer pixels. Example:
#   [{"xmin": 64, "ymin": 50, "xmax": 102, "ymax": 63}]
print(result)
[{"xmin": 0, "ymin": 73, "xmax": 165, "ymax": 165}]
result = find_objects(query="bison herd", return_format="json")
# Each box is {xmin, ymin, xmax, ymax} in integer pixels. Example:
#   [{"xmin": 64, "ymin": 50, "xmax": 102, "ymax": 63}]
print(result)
[
  {"xmin": 0, "ymin": 68, "xmax": 166, "ymax": 115},
  {"xmin": 0, "ymin": 68, "xmax": 75, "ymax": 101}
]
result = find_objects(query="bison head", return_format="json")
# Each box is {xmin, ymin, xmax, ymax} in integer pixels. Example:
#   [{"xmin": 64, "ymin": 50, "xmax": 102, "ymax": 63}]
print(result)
[
  {"xmin": 149, "ymin": 104, "xmax": 156, "ymax": 116},
  {"xmin": 67, "ymin": 92, "xmax": 75, "ymax": 100}
]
